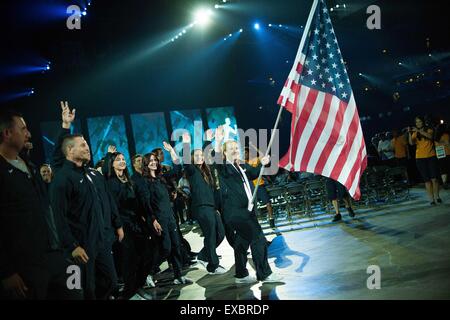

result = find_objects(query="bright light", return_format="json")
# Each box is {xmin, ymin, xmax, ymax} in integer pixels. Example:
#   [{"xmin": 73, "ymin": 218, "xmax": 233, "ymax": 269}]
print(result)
[
  {"xmin": 182, "ymin": 30, "xmax": 186, "ymax": 34},
  {"xmin": 229, "ymin": 33, "xmax": 232, "ymax": 37},
  {"xmin": 82, "ymin": 11, "xmax": 87, "ymax": 16},
  {"xmin": 279, "ymin": 24, "xmax": 282, "ymax": 27},
  {"xmin": 268, "ymin": 23, "xmax": 272, "ymax": 27},
  {"xmin": 441, "ymin": 120, "xmax": 444, "ymax": 124},
  {"xmin": 254, "ymin": 23, "xmax": 260, "ymax": 30},
  {"xmin": 194, "ymin": 8, "xmax": 213, "ymax": 26},
  {"xmin": 398, "ymin": 62, "xmax": 402, "ymax": 65},
  {"xmin": 215, "ymin": 4, "xmax": 219, "ymax": 9},
  {"xmin": 330, "ymin": 7, "xmax": 334, "ymax": 11},
  {"xmin": 46, "ymin": 65, "xmax": 50, "ymax": 70},
  {"xmin": 359, "ymin": 73, "xmax": 362, "ymax": 76},
  {"xmin": 239, "ymin": 28, "xmax": 243, "ymax": 33},
  {"xmin": 223, "ymin": 0, "xmax": 227, "ymax": 2}
]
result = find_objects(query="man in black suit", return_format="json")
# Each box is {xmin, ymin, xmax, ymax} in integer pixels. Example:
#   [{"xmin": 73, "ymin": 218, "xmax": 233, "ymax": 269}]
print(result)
[
  {"xmin": 214, "ymin": 134, "xmax": 283, "ymax": 284},
  {"xmin": 0, "ymin": 110, "xmax": 82, "ymax": 300}
]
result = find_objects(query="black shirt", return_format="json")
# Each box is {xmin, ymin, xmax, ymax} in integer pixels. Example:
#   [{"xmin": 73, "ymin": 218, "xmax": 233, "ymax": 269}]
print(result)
[{"xmin": 0, "ymin": 155, "xmax": 62, "ymax": 279}]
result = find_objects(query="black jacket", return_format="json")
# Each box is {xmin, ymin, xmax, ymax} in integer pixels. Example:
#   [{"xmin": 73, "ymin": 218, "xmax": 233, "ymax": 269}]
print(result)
[
  {"xmin": 215, "ymin": 162, "xmax": 262, "ymax": 220},
  {"xmin": 101, "ymin": 153, "xmax": 155, "ymax": 235},
  {"xmin": 174, "ymin": 163, "xmax": 218, "ymax": 209},
  {"xmin": 50, "ymin": 129, "xmax": 122, "ymax": 252},
  {"xmin": 0, "ymin": 156, "xmax": 64, "ymax": 280},
  {"xmin": 145, "ymin": 166, "xmax": 181, "ymax": 223}
]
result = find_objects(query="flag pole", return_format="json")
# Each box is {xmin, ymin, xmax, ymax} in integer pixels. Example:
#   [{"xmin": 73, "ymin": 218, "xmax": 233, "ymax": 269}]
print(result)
[{"xmin": 250, "ymin": 0, "xmax": 319, "ymax": 206}]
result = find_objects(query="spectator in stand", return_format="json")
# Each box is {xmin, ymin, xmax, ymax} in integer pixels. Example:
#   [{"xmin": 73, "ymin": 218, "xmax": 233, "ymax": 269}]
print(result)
[{"xmin": 378, "ymin": 132, "xmax": 395, "ymax": 167}]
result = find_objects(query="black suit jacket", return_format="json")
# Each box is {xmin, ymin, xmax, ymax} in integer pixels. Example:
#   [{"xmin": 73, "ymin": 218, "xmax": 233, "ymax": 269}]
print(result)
[{"xmin": 215, "ymin": 162, "xmax": 262, "ymax": 221}]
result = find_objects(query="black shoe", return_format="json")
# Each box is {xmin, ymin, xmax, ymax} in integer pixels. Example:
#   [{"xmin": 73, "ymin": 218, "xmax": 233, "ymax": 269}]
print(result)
[
  {"xmin": 332, "ymin": 213, "xmax": 342, "ymax": 222},
  {"xmin": 347, "ymin": 207, "xmax": 355, "ymax": 218},
  {"xmin": 436, "ymin": 198, "xmax": 442, "ymax": 204},
  {"xmin": 430, "ymin": 201, "xmax": 436, "ymax": 206},
  {"xmin": 269, "ymin": 218, "xmax": 276, "ymax": 229}
]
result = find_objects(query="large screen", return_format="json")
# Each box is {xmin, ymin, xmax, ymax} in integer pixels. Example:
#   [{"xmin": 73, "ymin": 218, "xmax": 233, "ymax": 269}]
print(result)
[
  {"xmin": 40, "ymin": 120, "xmax": 81, "ymax": 164},
  {"xmin": 169, "ymin": 109, "xmax": 204, "ymax": 154},
  {"xmin": 206, "ymin": 106, "xmax": 240, "ymax": 149},
  {"xmin": 130, "ymin": 112, "xmax": 172, "ymax": 166},
  {"xmin": 86, "ymin": 115, "xmax": 131, "ymax": 170}
]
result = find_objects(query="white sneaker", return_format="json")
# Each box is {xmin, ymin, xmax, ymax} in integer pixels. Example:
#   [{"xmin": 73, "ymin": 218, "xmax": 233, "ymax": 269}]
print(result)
[
  {"xmin": 173, "ymin": 276, "xmax": 194, "ymax": 285},
  {"xmin": 145, "ymin": 275, "xmax": 156, "ymax": 288},
  {"xmin": 197, "ymin": 258, "xmax": 208, "ymax": 269},
  {"xmin": 209, "ymin": 266, "xmax": 227, "ymax": 275},
  {"xmin": 261, "ymin": 273, "xmax": 284, "ymax": 283},
  {"xmin": 235, "ymin": 275, "xmax": 257, "ymax": 284}
]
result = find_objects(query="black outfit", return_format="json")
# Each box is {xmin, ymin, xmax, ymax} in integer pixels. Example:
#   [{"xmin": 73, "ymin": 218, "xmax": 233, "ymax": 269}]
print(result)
[
  {"xmin": 215, "ymin": 162, "xmax": 272, "ymax": 281},
  {"xmin": 146, "ymin": 168, "xmax": 185, "ymax": 280},
  {"xmin": 0, "ymin": 156, "xmax": 82, "ymax": 300},
  {"xmin": 104, "ymin": 173, "xmax": 154, "ymax": 298},
  {"xmin": 325, "ymin": 177, "xmax": 348, "ymax": 201},
  {"xmin": 50, "ymin": 129, "xmax": 123, "ymax": 300},
  {"xmin": 416, "ymin": 157, "xmax": 440, "ymax": 181},
  {"xmin": 175, "ymin": 163, "xmax": 225, "ymax": 272}
]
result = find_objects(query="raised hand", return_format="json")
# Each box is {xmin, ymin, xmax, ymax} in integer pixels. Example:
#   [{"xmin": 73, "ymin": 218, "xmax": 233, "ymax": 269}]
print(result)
[
  {"xmin": 163, "ymin": 141, "xmax": 174, "ymax": 153},
  {"xmin": 60, "ymin": 101, "xmax": 76, "ymax": 129},
  {"xmin": 205, "ymin": 129, "xmax": 214, "ymax": 141},
  {"xmin": 107, "ymin": 145, "xmax": 117, "ymax": 154},
  {"xmin": 182, "ymin": 132, "xmax": 192, "ymax": 144},
  {"xmin": 215, "ymin": 125, "xmax": 225, "ymax": 142},
  {"xmin": 261, "ymin": 155, "xmax": 270, "ymax": 166}
]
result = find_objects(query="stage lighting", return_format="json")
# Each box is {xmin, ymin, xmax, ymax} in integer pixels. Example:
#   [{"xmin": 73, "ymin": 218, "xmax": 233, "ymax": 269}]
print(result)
[
  {"xmin": 358, "ymin": 73, "xmax": 362, "ymax": 76},
  {"xmin": 223, "ymin": 0, "xmax": 227, "ymax": 2},
  {"xmin": 194, "ymin": 8, "xmax": 213, "ymax": 26},
  {"xmin": 46, "ymin": 65, "xmax": 50, "ymax": 70},
  {"xmin": 441, "ymin": 120, "xmax": 445, "ymax": 124},
  {"xmin": 279, "ymin": 24, "xmax": 282, "ymax": 27},
  {"xmin": 268, "ymin": 24, "xmax": 272, "ymax": 27},
  {"xmin": 239, "ymin": 28, "xmax": 243, "ymax": 32},
  {"xmin": 398, "ymin": 62, "xmax": 402, "ymax": 65},
  {"xmin": 215, "ymin": 5, "xmax": 219, "ymax": 9},
  {"xmin": 82, "ymin": 11, "xmax": 87, "ymax": 16},
  {"xmin": 330, "ymin": 8, "xmax": 334, "ymax": 11},
  {"xmin": 229, "ymin": 33, "xmax": 232, "ymax": 37},
  {"xmin": 254, "ymin": 23, "xmax": 260, "ymax": 30}
]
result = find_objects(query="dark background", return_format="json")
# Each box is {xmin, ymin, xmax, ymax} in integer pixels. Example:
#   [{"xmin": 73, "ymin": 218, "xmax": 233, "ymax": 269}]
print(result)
[{"xmin": 1, "ymin": 0, "xmax": 449, "ymax": 165}]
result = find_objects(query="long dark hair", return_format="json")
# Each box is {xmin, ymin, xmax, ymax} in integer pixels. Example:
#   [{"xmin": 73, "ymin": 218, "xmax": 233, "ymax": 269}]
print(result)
[
  {"xmin": 106, "ymin": 152, "xmax": 133, "ymax": 186},
  {"xmin": 415, "ymin": 116, "xmax": 431, "ymax": 141},
  {"xmin": 192, "ymin": 149, "xmax": 214, "ymax": 186},
  {"xmin": 142, "ymin": 152, "xmax": 162, "ymax": 179}
]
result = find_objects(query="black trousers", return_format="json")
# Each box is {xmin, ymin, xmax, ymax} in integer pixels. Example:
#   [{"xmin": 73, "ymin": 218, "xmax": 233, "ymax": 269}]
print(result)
[
  {"xmin": 116, "ymin": 228, "xmax": 153, "ymax": 298},
  {"xmin": 81, "ymin": 242, "xmax": 118, "ymax": 300},
  {"xmin": 221, "ymin": 211, "xmax": 236, "ymax": 249},
  {"xmin": 226, "ymin": 211, "xmax": 272, "ymax": 281},
  {"xmin": 195, "ymin": 206, "xmax": 225, "ymax": 272},
  {"xmin": 0, "ymin": 251, "xmax": 84, "ymax": 300},
  {"xmin": 157, "ymin": 217, "xmax": 183, "ymax": 279}
]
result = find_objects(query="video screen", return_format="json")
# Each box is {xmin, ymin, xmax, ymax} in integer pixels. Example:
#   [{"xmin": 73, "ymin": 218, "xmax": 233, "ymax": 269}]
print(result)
[
  {"xmin": 86, "ymin": 115, "xmax": 131, "ymax": 170},
  {"xmin": 130, "ymin": 112, "xmax": 172, "ymax": 166},
  {"xmin": 205, "ymin": 106, "xmax": 240, "ymax": 148},
  {"xmin": 169, "ymin": 109, "xmax": 204, "ymax": 154}
]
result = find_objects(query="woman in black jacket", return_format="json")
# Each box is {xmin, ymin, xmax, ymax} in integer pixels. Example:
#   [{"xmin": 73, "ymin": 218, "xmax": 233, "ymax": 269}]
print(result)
[
  {"xmin": 173, "ymin": 135, "xmax": 226, "ymax": 275},
  {"xmin": 103, "ymin": 148, "xmax": 161, "ymax": 298},
  {"xmin": 142, "ymin": 148, "xmax": 193, "ymax": 285}
]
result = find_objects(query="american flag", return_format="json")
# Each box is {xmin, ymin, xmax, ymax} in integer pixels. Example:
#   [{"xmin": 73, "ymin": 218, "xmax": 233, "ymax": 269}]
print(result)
[{"xmin": 278, "ymin": 0, "xmax": 367, "ymax": 200}]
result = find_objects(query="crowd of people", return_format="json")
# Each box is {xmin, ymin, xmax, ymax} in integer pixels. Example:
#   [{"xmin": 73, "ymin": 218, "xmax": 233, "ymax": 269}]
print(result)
[
  {"xmin": 0, "ymin": 102, "xmax": 283, "ymax": 300},
  {"xmin": 368, "ymin": 116, "xmax": 450, "ymax": 205}
]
